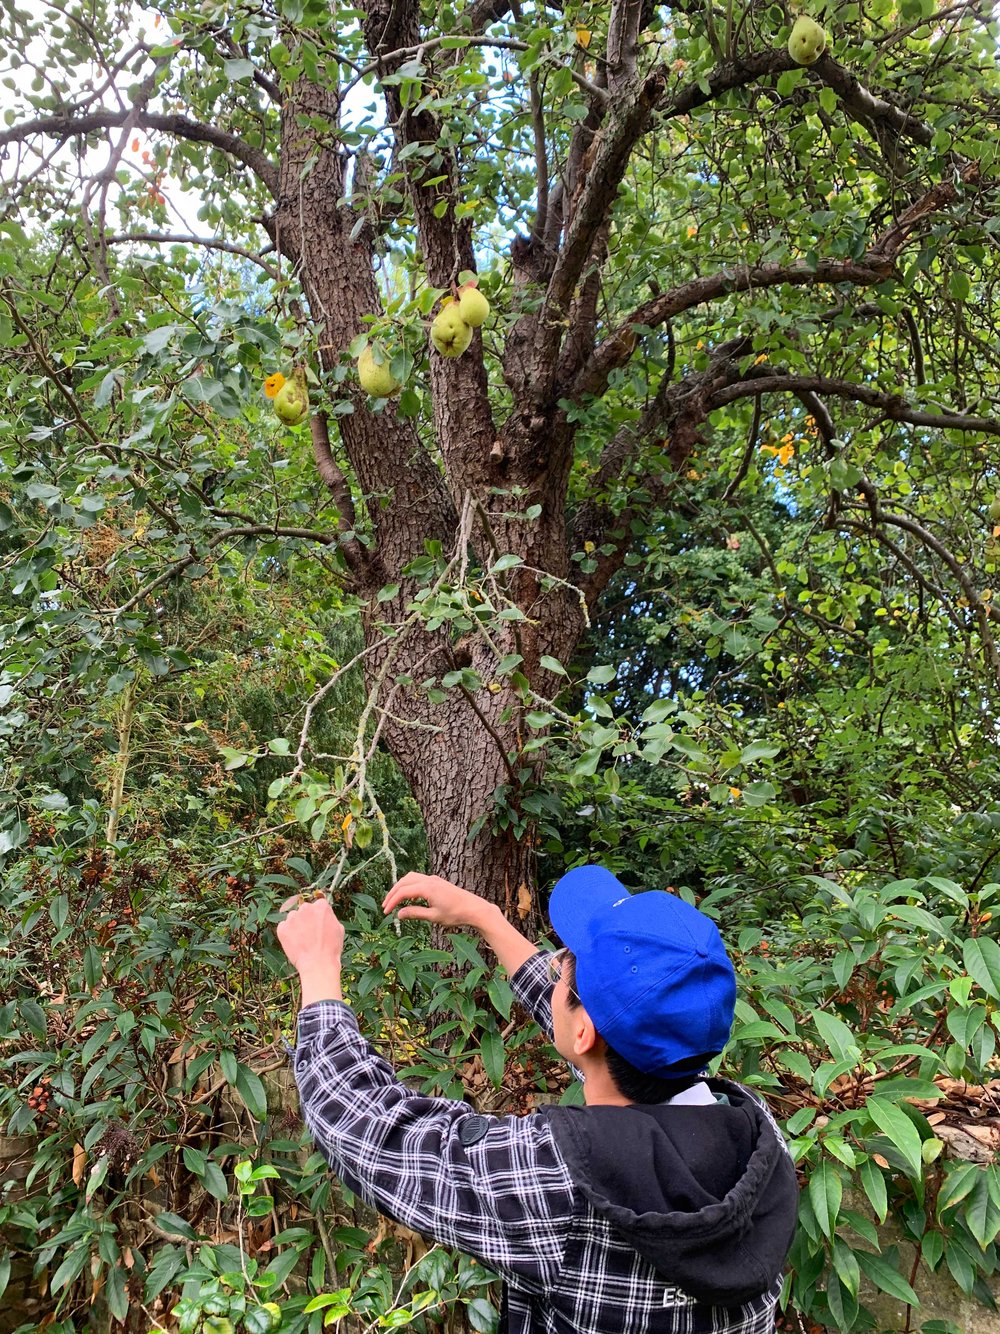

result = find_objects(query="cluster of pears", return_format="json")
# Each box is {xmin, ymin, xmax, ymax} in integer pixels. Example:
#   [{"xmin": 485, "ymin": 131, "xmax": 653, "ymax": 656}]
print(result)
[
  {"xmin": 787, "ymin": 13, "xmax": 827, "ymax": 63},
  {"xmin": 353, "ymin": 279, "xmax": 492, "ymax": 400},
  {"xmin": 273, "ymin": 367, "xmax": 309, "ymax": 426},
  {"xmin": 430, "ymin": 281, "xmax": 490, "ymax": 359}
]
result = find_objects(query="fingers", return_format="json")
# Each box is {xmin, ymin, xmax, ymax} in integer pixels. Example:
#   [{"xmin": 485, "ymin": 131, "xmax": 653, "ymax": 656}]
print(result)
[
  {"xmin": 383, "ymin": 876, "xmax": 433, "ymax": 914},
  {"xmin": 382, "ymin": 887, "xmax": 425, "ymax": 913},
  {"xmin": 395, "ymin": 905, "xmax": 435, "ymax": 921}
]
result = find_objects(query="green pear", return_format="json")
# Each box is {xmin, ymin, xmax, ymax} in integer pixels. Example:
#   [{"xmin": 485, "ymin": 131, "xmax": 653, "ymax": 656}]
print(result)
[
  {"xmin": 430, "ymin": 301, "xmax": 473, "ymax": 358},
  {"xmin": 457, "ymin": 284, "xmax": 490, "ymax": 328},
  {"xmin": 274, "ymin": 367, "xmax": 309, "ymax": 425},
  {"xmin": 787, "ymin": 14, "xmax": 827, "ymax": 64},
  {"xmin": 358, "ymin": 345, "xmax": 401, "ymax": 397},
  {"xmin": 990, "ymin": 496, "xmax": 1000, "ymax": 522}
]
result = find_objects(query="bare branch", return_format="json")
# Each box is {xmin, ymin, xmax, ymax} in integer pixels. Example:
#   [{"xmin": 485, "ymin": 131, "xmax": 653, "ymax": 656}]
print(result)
[
  {"xmin": 0, "ymin": 110, "xmax": 279, "ymax": 197},
  {"xmin": 815, "ymin": 52, "xmax": 934, "ymax": 150},
  {"xmin": 606, "ymin": 0, "xmax": 655, "ymax": 90},
  {"xmin": 721, "ymin": 395, "xmax": 763, "ymax": 502},
  {"xmin": 104, "ymin": 232, "xmax": 281, "ymax": 280},
  {"xmin": 531, "ymin": 67, "xmax": 665, "ymax": 400},
  {"xmin": 528, "ymin": 71, "xmax": 549, "ymax": 247},
  {"xmin": 310, "ymin": 410, "xmax": 366, "ymax": 576},
  {"xmin": 709, "ymin": 373, "xmax": 1000, "ymax": 436}
]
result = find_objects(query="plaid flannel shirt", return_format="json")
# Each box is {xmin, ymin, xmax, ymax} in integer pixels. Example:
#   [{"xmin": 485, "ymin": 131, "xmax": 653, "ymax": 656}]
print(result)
[{"xmin": 294, "ymin": 949, "xmax": 782, "ymax": 1334}]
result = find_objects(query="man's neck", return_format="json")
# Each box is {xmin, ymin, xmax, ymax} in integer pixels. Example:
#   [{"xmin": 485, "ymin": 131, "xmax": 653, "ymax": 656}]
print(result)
[{"xmin": 578, "ymin": 1063, "xmax": 633, "ymax": 1107}]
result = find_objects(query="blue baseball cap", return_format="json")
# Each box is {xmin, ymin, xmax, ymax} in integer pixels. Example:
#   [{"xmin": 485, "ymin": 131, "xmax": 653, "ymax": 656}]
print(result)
[{"xmin": 549, "ymin": 865, "xmax": 736, "ymax": 1077}]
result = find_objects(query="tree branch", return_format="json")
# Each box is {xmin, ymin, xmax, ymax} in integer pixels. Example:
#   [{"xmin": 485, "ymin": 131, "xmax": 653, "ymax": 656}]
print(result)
[
  {"xmin": 0, "ymin": 110, "xmax": 279, "ymax": 197},
  {"xmin": 114, "ymin": 523, "xmax": 343, "ymax": 614},
  {"xmin": 104, "ymin": 232, "xmax": 280, "ymax": 280},
  {"xmin": 574, "ymin": 162, "xmax": 980, "ymax": 399},
  {"xmin": 528, "ymin": 71, "xmax": 549, "ymax": 247},
  {"xmin": 708, "ymin": 374, "xmax": 1000, "ymax": 436},
  {"xmin": 531, "ymin": 66, "xmax": 665, "ymax": 401},
  {"xmin": 361, "ymin": 6, "xmax": 496, "ymax": 497},
  {"xmin": 310, "ymin": 409, "xmax": 366, "ymax": 575}
]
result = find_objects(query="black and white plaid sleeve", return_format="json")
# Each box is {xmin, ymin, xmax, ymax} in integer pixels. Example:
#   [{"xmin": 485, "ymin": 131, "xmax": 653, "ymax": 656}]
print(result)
[
  {"xmin": 508, "ymin": 950, "xmax": 555, "ymax": 1038},
  {"xmin": 293, "ymin": 1000, "xmax": 575, "ymax": 1291}
]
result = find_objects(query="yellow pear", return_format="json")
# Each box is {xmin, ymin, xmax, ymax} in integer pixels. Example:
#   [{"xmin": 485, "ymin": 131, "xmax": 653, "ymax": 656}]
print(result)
[
  {"xmin": 430, "ymin": 301, "xmax": 473, "ymax": 358},
  {"xmin": 788, "ymin": 14, "xmax": 827, "ymax": 64},
  {"xmin": 273, "ymin": 367, "xmax": 309, "ymax": 425},
  {"xmin": 358, "ymin": 345, "xmax": 401, "ymax": 397},
  {"xmin": 457, "ymin": 285, "xmax": 490, "ymax": 328}
]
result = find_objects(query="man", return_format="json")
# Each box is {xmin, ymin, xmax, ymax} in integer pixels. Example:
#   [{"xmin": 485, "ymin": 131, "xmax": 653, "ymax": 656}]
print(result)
[{"xmin": 276, "ymin": 864, "xmax": 798, "ymax": 1333}]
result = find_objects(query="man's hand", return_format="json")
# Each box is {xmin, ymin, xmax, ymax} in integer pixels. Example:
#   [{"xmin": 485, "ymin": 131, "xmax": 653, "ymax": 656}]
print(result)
[
  {"xmin": 277, "ymin": 895, "xmax": 345, "ymax": 1006},
  {"xmin": 382, "ymin": 873, "xmax": 489, "ymax": 930},
  {"xmin": 384, "ymin": 873, "xmax": 539, "ymax": 977}
]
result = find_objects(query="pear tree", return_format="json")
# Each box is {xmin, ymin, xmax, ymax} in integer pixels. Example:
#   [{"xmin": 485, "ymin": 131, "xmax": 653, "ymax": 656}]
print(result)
[{"xmin": 0, "ymin": 0, "xmax": 998, "ymax": 924}]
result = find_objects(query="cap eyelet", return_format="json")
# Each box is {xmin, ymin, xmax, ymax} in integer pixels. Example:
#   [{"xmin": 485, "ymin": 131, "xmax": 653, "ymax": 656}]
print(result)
[
  {"xmin": 630, "ymin": 966, "xmax": 638, "ymax": 974},
  {"xmin": 624, "ymin": 946, "xmax": 631, "ymax": 954}
]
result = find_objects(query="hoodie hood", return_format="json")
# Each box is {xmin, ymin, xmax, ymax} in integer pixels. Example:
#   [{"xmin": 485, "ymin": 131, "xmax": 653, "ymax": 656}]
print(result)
[{"xmin": 542, "ymin": 1080, "xmax": 798, "ymax": 1305}]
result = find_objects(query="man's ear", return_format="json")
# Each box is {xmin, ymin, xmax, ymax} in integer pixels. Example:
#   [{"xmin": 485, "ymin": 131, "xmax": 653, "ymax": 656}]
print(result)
[{"xmin": 571, "ymin": 1007, "xmax": 600, "ymax": 1060}]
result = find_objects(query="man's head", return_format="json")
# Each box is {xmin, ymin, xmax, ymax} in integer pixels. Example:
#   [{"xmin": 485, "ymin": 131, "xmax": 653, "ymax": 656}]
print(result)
[{"xmin": 549, "ymin": 865, "xmax": 736, "ymax": 1079}]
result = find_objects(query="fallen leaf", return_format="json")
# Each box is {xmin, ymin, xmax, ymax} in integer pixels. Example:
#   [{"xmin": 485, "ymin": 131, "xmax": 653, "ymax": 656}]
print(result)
[
  {"xmin": 517, "ymin": 882, "xmax": 533, "ymax": 920},
  {"xmin": 167, "ymin": 1041, "xmax": 190, "ymax": 1066},
  {"xmin": 72, "ymin": 1142, "xmax": 87, "ymax": 1188}
]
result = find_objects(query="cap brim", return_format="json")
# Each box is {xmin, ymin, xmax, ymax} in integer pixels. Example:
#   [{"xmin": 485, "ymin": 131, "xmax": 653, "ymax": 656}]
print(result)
[{"xmin": 549, "ymin": 864, "xmax": 631, "ymax": 949}]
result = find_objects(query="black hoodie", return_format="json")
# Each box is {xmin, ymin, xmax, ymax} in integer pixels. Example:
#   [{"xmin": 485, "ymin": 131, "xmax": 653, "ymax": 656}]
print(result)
[{"xmin": 541, "ymin": 1078, "xmax": 799, "ymax": 1306}]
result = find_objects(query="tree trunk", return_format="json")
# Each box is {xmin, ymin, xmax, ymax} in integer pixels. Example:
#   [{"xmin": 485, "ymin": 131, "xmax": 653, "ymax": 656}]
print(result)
[{"xmin": 270, "ymin": 80, "xmax": 591, "ymax": 925}]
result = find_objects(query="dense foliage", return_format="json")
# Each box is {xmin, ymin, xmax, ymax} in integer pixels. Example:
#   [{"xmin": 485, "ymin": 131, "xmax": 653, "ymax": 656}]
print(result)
[{"xmin": 2, "ymin": 0, "xmax": 1000, "ymax": 1329}]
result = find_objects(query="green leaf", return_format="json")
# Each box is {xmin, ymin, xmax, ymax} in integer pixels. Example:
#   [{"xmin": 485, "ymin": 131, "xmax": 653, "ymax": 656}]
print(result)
[
  {"xmin": 539, "ymin": 655, "xmax": 567, "ymax": 676},
  {"xmin": 19, "ymin": 998, "xmax": 47, "ymax": 1039},
  {"xmin": 153, "ymin": 1211, "xmax": 200, "ymax": 1241},
  {"xmin": 739, "ymin": 741, "xmax": 781, "ymax": 763},
  {"xmin": 641, "ymin": 699, "xmax": 676, "ymax": 723},
  {"xmin": 949, "ymin": 271, "xmax": 971, "ymax": 301},
  {"xmin": 51, "ymin": 1245, "xmax": 90, "ymax": 1293},
  {"xmin": 814, "ymin": 1010, "xmax": 860, "ymax": 1063},
  {"xmin": 202, "ymin": 1161, "xmax": 230, "ymax": 1202},
  {"xmin": 586, "ymin": 664, "xmax": 617, "ymax": 685},
  {"xmin": 776, "ymin": 69, "xmax": 804, "ymax": 97},
  {"xmin": 223, "ymin": 58, "xmax": 255, "ymax": 81},
  {"xmin": 465, "ymin": 1296, "xmax": 499, "ymax": 1333},
  {"xmin": 866, "ymin": 1097, "xmax": 924, "ymax": 1180},
  {"xmin": 856, "ymin": 1247, "xmax": 920, "ymax": 1306},
  {"xmin": 490, "ymin": 553, "xmax": 523, "ymax": 573},
  {"xmin": 963, "ymin": 937, "xmax": 1000, "ymax": 1001},
  {"xmin": 860, "ymin": 1156, "xmax": 888, "ymax": 1223},
  {"xmin": 479, "ymin": 1030, "xmax": 505, "ymax": 1086},
  {"xmin": 234, "ymin": 1064, "xmax": 268, "ymax": 1121},
  {"xmin": 808, "ymin": 1160, "xmax": 842, "ymax": 1237}
]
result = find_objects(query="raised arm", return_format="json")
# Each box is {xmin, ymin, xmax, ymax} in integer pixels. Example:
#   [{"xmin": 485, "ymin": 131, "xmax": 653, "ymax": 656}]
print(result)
[{"xmin": 383, "ymin": 873, "xmax": 539, "ymax": 977}]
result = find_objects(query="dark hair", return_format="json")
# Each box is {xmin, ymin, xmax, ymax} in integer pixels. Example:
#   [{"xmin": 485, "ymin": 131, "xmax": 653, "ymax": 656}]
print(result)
[{"xmin": 563, "ymin": 952, "xmax": 711, "ymax": 1105}]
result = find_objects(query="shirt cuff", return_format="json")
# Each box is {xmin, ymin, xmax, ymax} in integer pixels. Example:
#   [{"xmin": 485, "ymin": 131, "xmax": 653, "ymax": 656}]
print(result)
[
  {"xmin": 296, "ymin": 998, "xmax": 358, "ymax": 1042},
  {"xmin": 510, "ymin": 950, "xmax": 553, "ymax": 1012}
]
